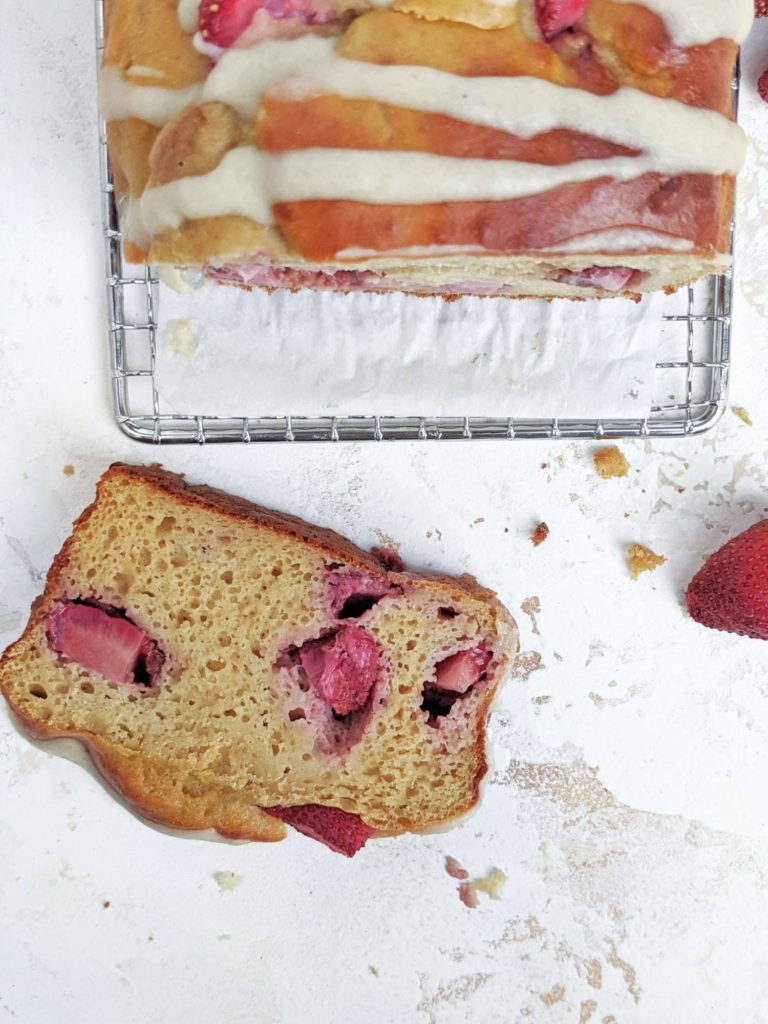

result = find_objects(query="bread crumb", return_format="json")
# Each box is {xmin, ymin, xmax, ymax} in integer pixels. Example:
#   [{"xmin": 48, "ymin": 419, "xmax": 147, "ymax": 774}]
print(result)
[
  {"xmin": 733, "ymin": 406, "xmax": 753, "ymax": 426},
  {"xmin": 520, "ymin": 596, "xmax": 541, "ymax": 636},
  {"xmin": 512, "ymin": 650, "xmax": 543, "ymax": 681},
  {"xmin": 164, "ymin": 319, "xmax": 199, "ymax": 361},
  {"xmin": 458, "ymin": 867, "xmax": 507, "ymax": 908},
  {"xmin": 627, "ymin": 544, "xmax": 666, "ymax": 580},
  {"xmin": 458, "ymin": 882, "xmax": 478, "ymax": 908},
  {"xmin": 102, "ymin": 900, "xmax": 110, "ymax": 909},
  {"xmin": 593, "ymin": 446, "xmax": 630, "ymax": 479},
  {"xmin": 213, "ymin": 871, "xmax": 243, "ymax": 891},
  {"xmin": 530, "ymin": 522, "xmax": 550, "ymax": 547},
  {"xmin": 63, "ymin": 465, "xmax": 75, "ymax": 476},
  {"xmin": 368, "ymin": 966, "xmax": 379, "ymax": 977},
  {"xmin": 445, "ymin": 855, "xmax": 469, "ymax": 880}
]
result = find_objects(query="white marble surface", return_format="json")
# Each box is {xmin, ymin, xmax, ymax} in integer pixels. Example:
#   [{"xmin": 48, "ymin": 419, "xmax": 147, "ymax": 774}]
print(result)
[{"xmin": 2, "ymin": 6, "xmax": 768, "ymax": 1023}]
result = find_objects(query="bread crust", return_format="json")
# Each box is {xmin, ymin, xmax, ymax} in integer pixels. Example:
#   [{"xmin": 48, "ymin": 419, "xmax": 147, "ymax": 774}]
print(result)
[{"xmin": 0, "ymin": 464, "xmax": 517, "ymax": 843}]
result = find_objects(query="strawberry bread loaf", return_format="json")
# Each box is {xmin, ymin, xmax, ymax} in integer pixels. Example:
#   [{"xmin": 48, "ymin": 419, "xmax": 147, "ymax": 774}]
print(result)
[
  {"xmin": 100, "ymin": 0, "xmax": 752, "ymax": 299},
  {"xmin": 0, "ymin": 464, "xmax": 516, "ymax": 856}
]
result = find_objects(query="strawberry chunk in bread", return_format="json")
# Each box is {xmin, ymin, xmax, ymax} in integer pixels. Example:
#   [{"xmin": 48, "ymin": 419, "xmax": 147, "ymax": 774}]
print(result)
[
  {"xmin": 0, "ymin": 465, "xmax": 516, "ymax": 855},
  {"xmin": 535, "ymin": 0, "xmax": 588, "ymax": 40}
]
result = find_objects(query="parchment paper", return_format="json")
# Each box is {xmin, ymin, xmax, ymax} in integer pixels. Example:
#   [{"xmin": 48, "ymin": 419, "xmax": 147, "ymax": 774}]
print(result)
[{"xmin": 152, "ymin": 277, "xmax": 686, "ymax": 419}]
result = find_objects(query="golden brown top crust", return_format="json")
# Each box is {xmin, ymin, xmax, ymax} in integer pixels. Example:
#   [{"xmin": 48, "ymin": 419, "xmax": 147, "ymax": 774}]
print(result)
[
  {"xmin": 102, "ymin": 0, "xmax": 742, "ymax": 265},
  {"xmin": 149, "ymin": 103, "xmax": 246, "ymax": 187},
  {"xmin": 104, "ymin": 0, "xmax": 209, "ymax": 87},
  {"xmin": 102, "ymin": 463, "xmax": 509, "ymax": 614}
]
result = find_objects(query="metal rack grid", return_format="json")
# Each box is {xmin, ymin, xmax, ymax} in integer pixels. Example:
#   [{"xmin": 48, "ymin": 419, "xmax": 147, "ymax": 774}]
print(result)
[{"xmin": 97, "ymin": 0, "xmax": 734, "ymax": 445}]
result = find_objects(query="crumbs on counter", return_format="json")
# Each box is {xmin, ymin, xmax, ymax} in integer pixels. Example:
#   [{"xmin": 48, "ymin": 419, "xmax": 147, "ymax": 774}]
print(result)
[
  {"xmin": 593, "ymin": 445, "xmax": 630, "ymax": 480},
  {"xmin": 368, "ymin": 965, "xmax": 380, "ymax": 977},
  {"xmin": 102, "ymin": 900, "xmax": 110, "ymax": 909},
  {"xmin": 213, "ymin": 871, "xmax": 244, "ymax": 892},
  {"xmin": 733, "ymin": 406, "xmax": 753, "ymax": 427},
  {"xmin": 458, "ymin": 868, "xmax": 507, "ymax": 909},
  {"xmin": 445, "ymin": 855, "xmax": 469, "ymax": 880},
  {"xmin": 530, "ymin": 522, "xmax": 550, "ymax": 547},
  {"xmin": 164, "ymin": 319, "xmax": 200, "ymax": 361},
  {"xmin": 627, "ymin": 544, "xmax": 666, "ymax": 580},
  {"xmin": 63, "ymin": 465, "xmax": 75, "ymax": 476}
]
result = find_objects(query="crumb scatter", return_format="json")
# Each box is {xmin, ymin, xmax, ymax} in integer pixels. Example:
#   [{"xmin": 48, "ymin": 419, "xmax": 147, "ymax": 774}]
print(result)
[
  {"xmin": 457, "ymin": 867, "xmax": 507, "ymax": 907},
  {"xmin": 593, "ymin": 446, "xmax": 630, "ymax": 480},
  {"xmin": 627, "ymin": 544, "xmax": 666, "ymax": 580},
  {"xmin": 530, "ymin": 522, "xmax": 550, "ymax": 547},
  {"xmin": 445, "ymin": 855, "xmax": 469, "ymax": 880},
  {"xmin": 213, "ymin": 871, "xmax": 244, "ymax": 891}
]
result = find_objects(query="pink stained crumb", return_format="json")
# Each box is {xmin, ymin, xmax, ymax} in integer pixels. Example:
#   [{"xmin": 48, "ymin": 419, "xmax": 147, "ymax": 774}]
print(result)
[
  {"xmin": 264, "ymin": 804, "xmax": 375, "ymax": 856},
  {"xmin": 371, "ymin": 547, "xmax": 404, "ymax": 573},
  {"xmin": 325, "ymin": 568, "xmax": 401, "ymax": 619},
  {"xmin": 205, "ymin": 263, "xmax": 377, "ymax": 291},
  {"xmin": 555, "ymin": 265, "xmax": 635, "ymax": 292},
  {"xmin": 298, "ymin": 625, "xmax": 381, "ymax": 716},
  {"xmin": 458, "ymin": 883, "xmax": 479, "ymax": 909},
  {"xmin": 445, "ymin": 856, "xmax": 469, "ymax": 880}
]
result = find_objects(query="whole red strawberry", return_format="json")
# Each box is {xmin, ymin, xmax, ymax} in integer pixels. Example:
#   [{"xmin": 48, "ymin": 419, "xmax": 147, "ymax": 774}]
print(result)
[
  {"xmin": 686, "ymin": 520, "xmax": 768, "ymax": 640},
  {"xmin": 756, "ymin": 0, "xmax": 768, "ymax": 17}
]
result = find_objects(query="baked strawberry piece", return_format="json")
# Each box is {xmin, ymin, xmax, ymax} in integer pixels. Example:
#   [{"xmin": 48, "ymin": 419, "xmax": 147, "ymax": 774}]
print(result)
[
  {"xmin": 299, "ymin": 625, "xmax": 381, "ymax": 715},
  {"xmin": 686, "ymin": 521, "xmax": 768, "ymax": 640},
  {"xmin": 264, "ymin": 804, "xmax": 375, "ymax": 856},
  {"xmin": 433, "ymin": 646, "xmax": 492, "ymax": 694},
  {"xmin": 47, "ymin": 602, "xmax": 163, "ymax": 686},
  {"xmin": 556, "ymin": 266, "xmax": 636, "ymax": 292},
  {"xmin": 199, "ymin": 0, "xmax": 332, "ymax": 48},
  {"xmin": 535, "ymin": 0, "xmax": 588, "ymax": 40}
]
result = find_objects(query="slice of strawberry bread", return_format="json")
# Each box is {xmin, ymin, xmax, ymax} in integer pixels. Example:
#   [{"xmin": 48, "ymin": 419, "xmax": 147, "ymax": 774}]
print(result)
[{"xmin": 0, "ymin": 464, "xmax": 516, "ymax": 855}]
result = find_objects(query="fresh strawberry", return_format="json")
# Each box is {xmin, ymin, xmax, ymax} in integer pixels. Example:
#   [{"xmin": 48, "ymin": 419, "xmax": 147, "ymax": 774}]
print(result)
[
  {"xmin": 535, "ymin": 0, "xmax": 588, "ymax": 40},
  {"xmin": 686, "ymin": 520, "xmax": 768, "ymax": 640},
  {"xmin": 299, "ymin": 625, "xmax": 380, "ymax": 715},
  {"xmin": 759, "ymin": 69, "xmax": 768, "ymax": 104},
  {"xmin": 264, "ymin": 804, "xmax": 375, "ymax": 856},
  {"xmin": 199, "ymin": 0, "xmax": 261, "ymax": 47},
  {"xmin": 434, "ymin": 645, "xmax": 491, "ymax": 694},
  {"xmin": 46, "ymin": 603, "xmax": 155, "ymax": 684},
  {"xmin": 756, "ymin": 0, "xmax": 768, "ymax": 17}
]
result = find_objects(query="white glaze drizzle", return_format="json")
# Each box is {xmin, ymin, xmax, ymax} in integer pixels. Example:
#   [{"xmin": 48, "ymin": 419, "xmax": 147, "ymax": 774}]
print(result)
[
  {"xmin": 612, "ymin": 0, "xmax": 752, "ymax": 47},
  {"xmin": 539, "ymin": 229, "xmax": 694, "ymax": 253},
  {"xmin": 99, "ymin": 67, "xmax": 203, "ymax": 128},
  {"xmin": 121, "ymin": 6, "xmax": 750, "ymax": 247},
  {"xmin": 177, "ymin": 0, "xmax": 201, "ymax": 33},
  {"xmin": 140, "ymin": 140, "xmax": 744, "ymax": 238},
  {"xmin": 126, "ymin": 65, "xmax": 166, "ymax": 79},
  {"xmin": 337, "ymin": 245, "xmax": 489, "ymax": 258},
  {"xmin": 254, "ymin": 44, "xmax": 745, "ymax": 164},
  {"xmin": 202, "ymin": 37, "xmax": 337, "ymax": 117}
]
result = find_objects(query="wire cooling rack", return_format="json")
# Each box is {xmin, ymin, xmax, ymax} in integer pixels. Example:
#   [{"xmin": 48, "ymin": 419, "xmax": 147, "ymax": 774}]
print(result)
[{"xmin": 97, "ymin": 0, "xmax": 735, "ymax": 444}]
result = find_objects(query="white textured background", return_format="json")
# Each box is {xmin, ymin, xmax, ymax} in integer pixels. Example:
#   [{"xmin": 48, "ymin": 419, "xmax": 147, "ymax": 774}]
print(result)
[{"xmin": 1, "ymin": 6, "xmax": 768, "ymax": 1023}]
